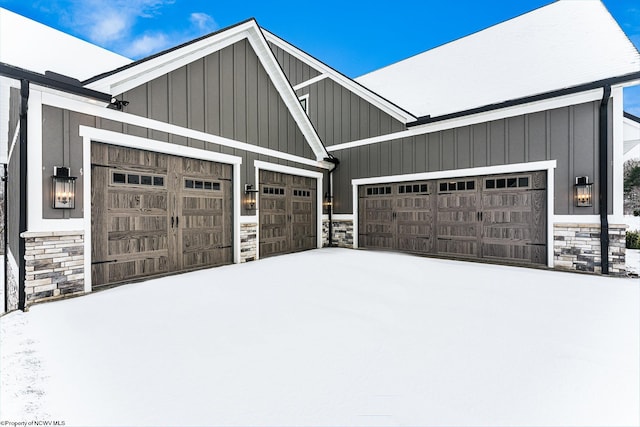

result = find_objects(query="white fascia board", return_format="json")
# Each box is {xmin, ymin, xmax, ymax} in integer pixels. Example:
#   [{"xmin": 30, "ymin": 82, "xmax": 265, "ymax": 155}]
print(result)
[
  {"xmin": 84, "ymin": 21, "xmax": 328, "ymax": 163},
  {"xmin": 262, "ymin": 30, "xmax": 417, "ymax": 124},
  {"xmin": 41, "ymin": 91, "xmax": 331, "ymax": 170},
  {"xmin": 327, "ymin": 88, "xmax": 603, "ymax": 152}
]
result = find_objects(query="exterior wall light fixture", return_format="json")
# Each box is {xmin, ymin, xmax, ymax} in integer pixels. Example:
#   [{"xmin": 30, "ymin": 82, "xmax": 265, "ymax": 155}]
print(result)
[
  {"xmin": 52, "ymin": 166, "xmax": 77, "ymax": 209},
  {"xmin": 244, "ymin": 184, "xmax": 259, "ymax": 210},
  {"xmin": 574, "ymin": 176, "xmax": 593, "ymax": 207}
]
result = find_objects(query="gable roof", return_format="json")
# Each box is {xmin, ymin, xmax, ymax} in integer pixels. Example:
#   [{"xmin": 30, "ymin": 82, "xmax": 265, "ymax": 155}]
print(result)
[
  {"xmin": 0, "ymin": 8, "xmax": 131, "ymax": 81},
  {"xmin": 356, "ymin": 0, "xmax": 640, "ymax": 119},
  {"xmin": 262, "ymin": 30, "xmax": 417, "ymax": 124},
  {"xmin": 84, "ymin": 19, "xmax": 330, "ymax": 162}
]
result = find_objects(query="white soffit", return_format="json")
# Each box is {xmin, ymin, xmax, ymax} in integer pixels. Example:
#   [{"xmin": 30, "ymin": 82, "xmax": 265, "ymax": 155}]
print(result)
[
  {"xmin": 0, "ymin": 8, "xmax": 132, "ymax": 81},
  {"xmin": 355, "ymin": 1, "xmax": 640, "ymax": 118},
  {"xmin": 84, "ymin": 20, "xmax": 328, "ymax": 161},
  {"xmin": 262, "ymin": 30, "xmax": 417, "ymax": 124}
]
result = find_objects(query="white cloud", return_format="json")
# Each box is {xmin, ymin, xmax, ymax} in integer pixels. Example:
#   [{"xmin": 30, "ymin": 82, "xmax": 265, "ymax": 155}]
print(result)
[
  {"xmin": 190, "ymin": 12, "xmax": 217, "ymax": 33},
  {"xmin": 123, "ymin": 33, "xmax": 170, "ymax": 58},
  {"xmin": 64, "ymin": 0, "xmax": 174, "ymax": 45}
]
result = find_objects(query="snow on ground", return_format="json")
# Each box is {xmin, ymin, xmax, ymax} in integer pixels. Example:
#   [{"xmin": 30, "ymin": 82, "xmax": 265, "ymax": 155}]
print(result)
[{"xmin": 1, "ymin": 248, "xmax": 639, "ymax": 427}]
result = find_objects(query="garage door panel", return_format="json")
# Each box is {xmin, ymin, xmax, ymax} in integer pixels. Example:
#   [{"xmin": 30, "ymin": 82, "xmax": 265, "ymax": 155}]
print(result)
[{"xmin": 437, "ymin": 238, "xmax": 478, "ymax": 257}]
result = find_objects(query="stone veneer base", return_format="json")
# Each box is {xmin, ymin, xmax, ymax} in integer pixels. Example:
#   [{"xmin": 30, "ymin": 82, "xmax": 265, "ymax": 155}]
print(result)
[
  {"xmin": 553, "ymin": 223, "xmax": 626, "ymax": 275},
  {"xmin": 240, "ymin": 223, "xmax": 257, "ymax": 262},
  {"xmin": 323, "ymin": 219, "xmax": 354, "ymax": 248},
  {"xmin": 22, "ymin": 230, "xmax": 85, "ymax": 307}
]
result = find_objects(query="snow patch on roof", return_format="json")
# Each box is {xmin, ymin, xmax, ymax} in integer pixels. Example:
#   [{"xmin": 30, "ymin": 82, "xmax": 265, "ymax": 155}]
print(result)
[
  {"xmin": 356, "ymin": 1, "xmax": 640, "ymax": 118},
  {"xmin": 0, "ymin": 8, "xmax": 132, "ymax": 81}
]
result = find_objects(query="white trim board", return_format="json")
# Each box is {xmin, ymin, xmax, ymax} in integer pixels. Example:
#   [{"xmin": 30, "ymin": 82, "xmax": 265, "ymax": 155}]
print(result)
[
  {"xmin": 41, "ymin": 90, "xmax": 333, "ymax": 170},
  {"xmin": 85, "ymin": 20, "xmax": 329, "ymax": 162},
  {"xmin": 262, "ymin": 29, "xmax": 416, "ymax": 124},
  {"xmin": 293, "ymin": 74, "xmax": 329, "ymax": 91},
  {"xmin": 351, "ymin": 160, "xmax": 557, "ymax": 268},
  {"xmin": 80, "ymin": 128, "xmax": 244, "ymax": 293},
  {"xmin": 80, "ymin": 126, "xmax": 243, "ymax": 165},
  {"xmin": 351, "ymin": 160, "xmax": 557, "ymax": 186},
  {"xmin": 327, "ymin": 88, "xmax": 604, "ymax": 152},
  {"xmin": 254, "ymin": 160, "xmax": 324, "ymax": 260}
]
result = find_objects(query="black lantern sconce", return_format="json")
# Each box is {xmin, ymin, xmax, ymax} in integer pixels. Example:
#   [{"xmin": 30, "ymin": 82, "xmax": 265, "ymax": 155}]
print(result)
[
  {"xmin": 574, "ymin": 176, "xmax": 593, "ymax": 207},
  {"xmin": 323, "ymin": 192, "xmax": 333, "ymax": 212},
  {"xmin": 52, "ymin": 166, "xmax": 77, "ymax": 209},
  {"xmin": 244, "ymin": 184, "xmax": 259, "ymax": 210}
]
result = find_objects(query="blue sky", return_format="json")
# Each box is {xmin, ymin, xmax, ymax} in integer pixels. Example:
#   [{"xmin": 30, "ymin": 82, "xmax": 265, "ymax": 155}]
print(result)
[{"xmin": 2, "ymin": 0, "xmax": 640, "ymax": 114}]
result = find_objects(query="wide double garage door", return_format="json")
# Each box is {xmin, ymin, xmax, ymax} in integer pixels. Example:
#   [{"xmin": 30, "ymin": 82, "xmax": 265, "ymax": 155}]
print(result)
[
  {"xmin": 359, "ymin": 171, "xmax": 547, "ymax": 265},
  {"xmin": 91, "ymin": 143, "xmax": 233, "ymax": 287}
]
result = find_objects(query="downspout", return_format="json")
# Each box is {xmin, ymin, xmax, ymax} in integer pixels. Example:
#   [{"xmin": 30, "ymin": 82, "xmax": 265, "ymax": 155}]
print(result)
[
  {"xmin": 599, "ymin": 85, "xmax": 611, "ymax": 275},
  {"xmin": 18, "ymin": 79, "xmax": 28, "ymax": 310},
  {"xmin": 324, "ymin": 155, "xmax": 340, "ymax": 247}
]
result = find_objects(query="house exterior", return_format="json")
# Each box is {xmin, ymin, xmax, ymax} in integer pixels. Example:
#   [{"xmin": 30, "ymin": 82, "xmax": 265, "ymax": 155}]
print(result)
[{"xmin": 2, "ymin": 1, "xmax": 639, "ymax": 312}]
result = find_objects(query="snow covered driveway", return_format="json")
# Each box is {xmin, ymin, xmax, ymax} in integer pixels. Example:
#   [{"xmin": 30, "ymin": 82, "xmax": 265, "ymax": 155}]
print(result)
[{"xmin": 1, "ymin": 248, "xmax": 639, "ymax": 426}]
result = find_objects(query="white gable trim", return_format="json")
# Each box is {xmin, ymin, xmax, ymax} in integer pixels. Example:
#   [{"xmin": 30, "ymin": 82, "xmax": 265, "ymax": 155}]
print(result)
[
  {"xmin": 85, "ymin": 20, "xmax": 329, "ymax": 162},
  {"xmin": 263, "ymin": 30, "xmax": 417, "ymax": 124},
  {"xmin": 293, "ymin": 74, "xmax": 329, "ymax": 91}
]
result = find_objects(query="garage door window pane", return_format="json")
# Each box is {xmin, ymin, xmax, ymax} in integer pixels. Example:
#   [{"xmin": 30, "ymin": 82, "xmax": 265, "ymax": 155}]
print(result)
[
  {"xmin": 518, "ymin": 177, "xmax": 529, "ymax": 187},
  {"xmin": 113, "ymin": 173, "xmax": 126, "ymax": 184},
  {"xmin": 128, "ymin": 174, "xmax": 139, "ymax": 185}
]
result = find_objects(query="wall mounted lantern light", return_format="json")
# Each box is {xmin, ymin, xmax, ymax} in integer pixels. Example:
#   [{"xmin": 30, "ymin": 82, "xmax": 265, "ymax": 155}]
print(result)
[
  {"xmin": 574, "ymin": 176, "xmax": 593, "ymax": 207},
  {"xmin": 52, "ymin": 166, "xmax": 77, "ymax": 209},
  {"xmin": 244, "ymin": 184, "xmax": 259, "ymax": 210},
  {"xmin": 323, "ymin": 192, "xmax": 333, "ymax": 211}
]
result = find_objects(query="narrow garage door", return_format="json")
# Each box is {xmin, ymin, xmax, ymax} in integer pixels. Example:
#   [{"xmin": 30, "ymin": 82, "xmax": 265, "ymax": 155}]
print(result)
[
  {"xmin": 359, "ymin": 171, "xmax": 546, "ymax": 266},
  {"xmin": 259, "ymin": 170, "xmax": 316, "ymax": 258},
  {"xmin": 91, "ymin": 143, "xmax": 233, "ymax": 287}
]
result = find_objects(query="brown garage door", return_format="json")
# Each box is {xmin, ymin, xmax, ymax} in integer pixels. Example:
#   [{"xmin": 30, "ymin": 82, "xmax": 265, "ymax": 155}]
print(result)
[
  {"xmin": 91, "ymin": 143, "xmax": 233, "ymax": 287},
  {"xmin": 358, "ymin": 181, "xmax": 434, "ymax": 254},
  {"xmin": 259, "ymin": 170, "xmax": 316, "ymax": 258},
  {"xmin": 359, "ymin": 171, "xmax": 546, "ymax": 266}
]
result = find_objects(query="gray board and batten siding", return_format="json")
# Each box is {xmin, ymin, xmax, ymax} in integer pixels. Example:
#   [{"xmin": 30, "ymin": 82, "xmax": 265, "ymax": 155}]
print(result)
[
  {"xmin": 268, "ymin": 40, "xmax": 407, "ymax": 146},
  {"xmin": 296, "ymin": 78, "xmax": 406, "ymax": 146},
  {"xmin": 331, "ymin": 100, "xmax": 612, "ymax": 216},
  {"xmin": 268, "ymin": 42, "xmax": 322, "ymax": 87},
  {"xmin": 41, "ymin": 38, "xmax": 327, "ymax": 219}
]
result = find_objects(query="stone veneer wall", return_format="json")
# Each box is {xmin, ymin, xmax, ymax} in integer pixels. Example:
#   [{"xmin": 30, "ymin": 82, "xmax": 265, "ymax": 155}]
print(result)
[
  {"xmin": 322, "ymin": 219, "xmax": 354, "ymax": 248},
  {"xmin": 554, "ymin": 223, "xmax": 626, "ymax": 275},
  {"xmin": 22, "ymin": 230, "xmax": 85, "ymax": 306},
  {"xmin": 240, "ymin": 223, "xmax": 257, "ymax": 262}
]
